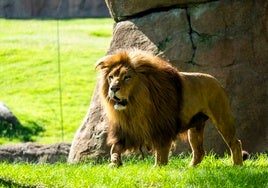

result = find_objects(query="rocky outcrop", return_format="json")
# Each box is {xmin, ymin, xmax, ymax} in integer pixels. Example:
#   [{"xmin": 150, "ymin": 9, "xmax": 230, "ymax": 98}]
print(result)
[
  {"xmin": 105, "ymin": 0, "xmax": 211, "ymax": 21},
  {"xmin": 0, "ymin": 143, "xmax": 70, "ymax": 163},
  {"xmin": 0, "ymin": 102, "xmax": 21, "ymax": 135},
  {"xmin": 0, "ymin": 102, "xmax": 44, "ymax": 141},
  {"xmin": 0, "ymin": 0, "xmax": 109, "ymax": 18},
  {"xmin": 68, "ymin": 0, "xmax": 268, "ymax": 163},
  {"xmin": 68, "ymin": 84, "xmax": 110, "ymax": 163}
]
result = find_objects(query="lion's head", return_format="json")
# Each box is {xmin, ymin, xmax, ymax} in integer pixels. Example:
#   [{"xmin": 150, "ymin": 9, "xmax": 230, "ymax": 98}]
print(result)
[
  {"xmin": 95, "ymin": 49, "xmax": 175, "ymax": 112},
  {"xmin": 96, "ymin": 52, "xmax": 139, "ymax": 110}
]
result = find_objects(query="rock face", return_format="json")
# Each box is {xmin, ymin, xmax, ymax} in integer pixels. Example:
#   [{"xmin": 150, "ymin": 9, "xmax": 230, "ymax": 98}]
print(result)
[
  {"xmin": 0, "ymin": 0, "xmax": 109, "ymax": 18},
  {"xmin": 68, "ymin": 86, "xmax": 110, "ymax": 162},
  {"xmin": 0, "ymin": 102, "xmax": 44, "ymax": 141},
  {"xmin": 0, "ymin": 102, "xmax": 21, "ymax": 138},
  {"xmin": 105, "ymin": 0, "xmax": 210, "ymax": 21},
  {"xmin": 68, "ymin": 0, "xmax": 268, "ymax": 163},
  {"xmin": 0, "ymin": 142, "xmax": 70, "ymax": 163},
  {"xmin": 0, "ymin": 103, "xmax": 70, "ymax": 163}
]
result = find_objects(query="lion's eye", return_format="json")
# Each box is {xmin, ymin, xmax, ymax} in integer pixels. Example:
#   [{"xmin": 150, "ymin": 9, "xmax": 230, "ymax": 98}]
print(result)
[
  {"xmin": 108, "ymin": 75, "xmax": 113, "ymax": 81},
  {"xmin": 124, "ymin": 75, "xmax": 131, "ymax": 81}
]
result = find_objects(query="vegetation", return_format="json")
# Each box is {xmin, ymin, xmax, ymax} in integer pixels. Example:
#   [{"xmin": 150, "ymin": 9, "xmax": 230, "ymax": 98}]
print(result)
[
  {"xmin": 0, "ymin": 18, "xmax": 113, "ymax": 144},
  {"xmin": 0, "ymin": 154, "xmax": 267, "ymax": 187},
  {"xmin": 0, "ymin": 19, "xmax": 267, "ymax": 188}
]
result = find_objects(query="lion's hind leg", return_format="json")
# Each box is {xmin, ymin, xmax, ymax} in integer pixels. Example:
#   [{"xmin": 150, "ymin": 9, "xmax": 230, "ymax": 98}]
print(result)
[
  {"xmin": 207, "ymin": 93, "xmax": 243, "ymax": 165},
  {"xmin": 188, "ymin": 113, "xmax": 208, "ymax": 166},
  {"xmin": 215, "ymin": 123, "xmax": 243, "ymax": 166}
]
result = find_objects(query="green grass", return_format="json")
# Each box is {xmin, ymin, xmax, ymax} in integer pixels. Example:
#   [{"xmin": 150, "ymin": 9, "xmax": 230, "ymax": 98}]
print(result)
[
  {"xmin": 0, "ymin": 19, "xmax": 113, "ymax": 144},
  {"xmin": 0, "ymin": 154, "xmax": 267, "ymax": 187},
  {"xmin": 0, "ymin": 19, "xmax": 267, "ymax": 188}
]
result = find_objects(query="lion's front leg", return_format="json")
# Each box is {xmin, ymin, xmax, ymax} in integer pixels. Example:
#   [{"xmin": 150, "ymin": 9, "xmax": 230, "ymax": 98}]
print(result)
[
  {"xmin": 154, "ymin": 142, "xmax": 172, "ymax": 167},
  {"xmin": 109, "ymin": 143, "xmax": 123, "ymax": 167}
]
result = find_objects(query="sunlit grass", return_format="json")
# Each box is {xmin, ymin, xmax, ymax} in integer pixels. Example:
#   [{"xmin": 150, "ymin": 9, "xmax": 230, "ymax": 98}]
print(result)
[
  {"xmin": 0, "ymin": 18, "xmax": 113, "ymax": 144},
  {"xmin": 0, "ymin": 19, "xmax": 267, "ymax": 188},
  {"xmin": 0, "ymin": 154, "xmax": 267, "ymax": 187}
]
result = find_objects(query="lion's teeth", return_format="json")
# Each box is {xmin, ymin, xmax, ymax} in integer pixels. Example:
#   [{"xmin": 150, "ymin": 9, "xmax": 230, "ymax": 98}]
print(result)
[{"xmin": 114, "ymin": 103, "xmax": 127, "ymax": 111}]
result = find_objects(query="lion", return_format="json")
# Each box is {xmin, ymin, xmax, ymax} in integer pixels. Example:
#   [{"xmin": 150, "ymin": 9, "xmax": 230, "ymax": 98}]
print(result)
[{"xmin": 95, "ymin": 49, "xmax": 246, "ymax": 167}]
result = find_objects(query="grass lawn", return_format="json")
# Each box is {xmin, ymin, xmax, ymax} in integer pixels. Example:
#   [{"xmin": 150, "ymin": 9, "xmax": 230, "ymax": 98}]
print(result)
[
  {"xmin": 0, "ymin": 18, "xmax": 113, "ymax": 144},
  {"xmin": 0, "ymin": 19, "xmax": 268, "ymax": 188},
  {"xmin": 0, "ymin": 154, "xmax": 267, "ymax": 187}
]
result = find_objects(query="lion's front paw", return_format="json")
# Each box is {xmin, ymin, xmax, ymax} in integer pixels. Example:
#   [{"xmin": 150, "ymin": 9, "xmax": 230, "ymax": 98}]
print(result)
[
  {"xmin": 108, "ymin": 162, "xmax": 122, "ymax": 168},
  {"xmin": 109, "ymin": 153, "xmax": 122, "ymax": 168}
]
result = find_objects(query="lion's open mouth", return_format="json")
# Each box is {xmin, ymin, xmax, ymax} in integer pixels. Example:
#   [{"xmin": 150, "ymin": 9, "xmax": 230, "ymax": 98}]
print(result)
[
  {"xmin": 115, "ymin": 99, "xmax": 127, "ymax": 106},
  {"xmin": 113, "ymin": 97, "xmax": 128, "ymax": 110}
]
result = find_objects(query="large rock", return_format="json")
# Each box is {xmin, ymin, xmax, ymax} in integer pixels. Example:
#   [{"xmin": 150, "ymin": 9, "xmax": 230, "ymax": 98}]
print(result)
[
  {"xmin": 0, "ymin": 104, "xmax": 70, "ymax": 163},
  {"xmin": 68, "ymin": 0, "xmax": 268, "ymax": 163},
  {"xmin": 0, "ymin": 0, "xmax": 109, "ymax": 18},
  {"xmin": 68, "ymin": 85, "xmax": 110, "ymax": 163},
  {"xmin": 0, "ymin": 102, "xmax": 21, "ymax": 138},
  {"xmin": 0, "ymin": 142, "xmax": 70, "ymax": 163},
  {"xmin": 0, "ymin": 102, "xmax": 44, "ymax": 141},
  {"xmin": 105, "ymin": 0, "xmax": 213, "ymax": 21},
  {"xmin": 108, "ymin": 9, "xmax": 192, "ymax": 62}
]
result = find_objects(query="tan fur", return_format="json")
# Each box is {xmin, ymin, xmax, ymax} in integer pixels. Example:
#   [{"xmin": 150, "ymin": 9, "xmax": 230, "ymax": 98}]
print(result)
[{"xmin": 96, "ymin": 49, "xmax": 243, "ymax": 167}]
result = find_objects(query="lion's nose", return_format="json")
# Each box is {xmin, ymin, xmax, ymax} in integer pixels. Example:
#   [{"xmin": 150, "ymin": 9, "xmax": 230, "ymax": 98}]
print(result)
[{"xmin": 110, "ymin": 86, "xmax": 120, "ymax": 92}]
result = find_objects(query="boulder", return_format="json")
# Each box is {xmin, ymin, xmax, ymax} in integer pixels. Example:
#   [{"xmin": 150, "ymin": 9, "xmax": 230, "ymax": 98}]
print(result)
[
  {"xmin": 0, "ymin": 103, "xmax": 69, "ymax": 163},
  {"xmin": 0, "ymin": 102, "xmax": 21, "ymax": 138},
  {"xmin": 68, "ymin": 83, "xmax": 110, "ymax": 163},
  {"xmin": 107, "ymin": 9, "xmax": 192, "ymax": 62},
  {"xmin": 0, "ymin": 102, "xmax": 44, "ymax": 141},
  {"xmin": 0, "ymin": 142, "xmax": 70, "ymax": 163},
  {"xmin": 68, "ymin": 0, "xmax": 268, "ymax": 163},
  {"xmin": 105, "ymin": 0, "xmax": 213, "ymax": 21}
]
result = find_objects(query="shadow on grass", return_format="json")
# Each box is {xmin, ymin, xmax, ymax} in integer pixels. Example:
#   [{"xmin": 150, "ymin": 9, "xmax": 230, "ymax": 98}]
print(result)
[
  {"xmin": 0, "ymin": 121, "xmax": 44, "ymax": 142},
  {"xmin": 0, "ymin": 177, "xmax": 34, "ymax": 188}
]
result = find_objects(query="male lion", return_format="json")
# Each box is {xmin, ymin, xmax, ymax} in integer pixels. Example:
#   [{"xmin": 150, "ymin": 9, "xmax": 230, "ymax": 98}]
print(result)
[{"xmin": 96, "ymin": 49, "xmax": 245, "ymax": 167}]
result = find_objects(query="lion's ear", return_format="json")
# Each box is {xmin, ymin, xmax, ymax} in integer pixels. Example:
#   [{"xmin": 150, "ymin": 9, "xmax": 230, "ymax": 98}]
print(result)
[{"xmin": 95, "ymin": 55, "xmax": 113, "ymax": 70}]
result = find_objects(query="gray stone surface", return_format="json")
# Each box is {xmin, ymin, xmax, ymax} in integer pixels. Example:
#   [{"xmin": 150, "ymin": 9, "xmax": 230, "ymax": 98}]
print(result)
[
  {"xmin": 0, "ymin": 142, "xmax": 70, "ymax": 163},
  {"xmin": 0, "ymin": 102, "xmax": 22, "ymax": 139},
  {"xmin": 0, "ymin": 102, "xmax": 20, "ymax": 129},
  {"xmin": 105, "ymin": 0, "xmax": 213, "ymax": 21},
  {"xmin": 68, "ymin": 83, "xmax": 110, "ymax": 163}
]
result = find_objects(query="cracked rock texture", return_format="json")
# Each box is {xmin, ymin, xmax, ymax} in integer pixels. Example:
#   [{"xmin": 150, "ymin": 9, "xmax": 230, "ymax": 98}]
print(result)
[
  {"xmin": 68, "ymin": 0, "xmax": 268, "ymax": 163},
  {"xmin": 105, "ymin": 0, "xmax": 211, "ymax": 21}
]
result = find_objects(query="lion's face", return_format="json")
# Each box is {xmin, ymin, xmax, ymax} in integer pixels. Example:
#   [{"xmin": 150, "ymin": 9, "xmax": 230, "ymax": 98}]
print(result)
[
  {"xmin": 105, "ymin": 64, "xmax": 138, "ymax": 110},
  {"xmin": 96, "ymin": 50, "xmax": 155, "ymax": 111}
]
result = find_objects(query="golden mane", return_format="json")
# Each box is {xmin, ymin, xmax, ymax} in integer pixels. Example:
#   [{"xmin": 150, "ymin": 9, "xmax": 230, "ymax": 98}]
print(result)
[{"xmin": 96, "ymin": 50, "xmax": 183, "ymax": 151}]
